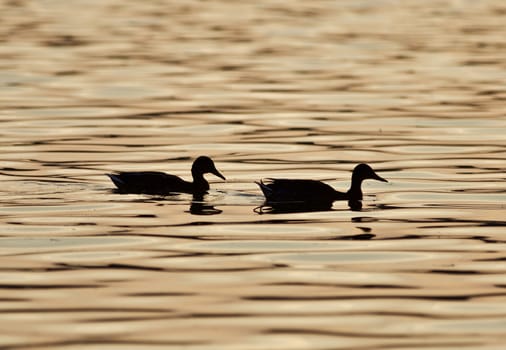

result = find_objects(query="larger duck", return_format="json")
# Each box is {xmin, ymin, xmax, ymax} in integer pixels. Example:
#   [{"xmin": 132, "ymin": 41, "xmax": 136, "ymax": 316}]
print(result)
[
  {"xmin": 256, "ymin": 163, "xmax": 387, "ymax": 211},
  {"xmin": 107, "ymin": 156, "xmax": 225, "ymax": 195}
]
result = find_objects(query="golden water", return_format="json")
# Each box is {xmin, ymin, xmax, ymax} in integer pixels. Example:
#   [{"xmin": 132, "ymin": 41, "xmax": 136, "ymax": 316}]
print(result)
[{"xmin": 1, "ymin": 1, "xmax": 505, "ymax": 349}]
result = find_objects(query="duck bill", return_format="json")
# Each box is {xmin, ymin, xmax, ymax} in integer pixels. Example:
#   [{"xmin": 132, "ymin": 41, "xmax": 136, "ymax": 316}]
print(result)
[
  {"xmin": 212, "ymin": 168, "xmax": 226, "ymax": 180},
  {"xmin": 373, "ymin": 172, "xmax": 388, "ymax": 183}
]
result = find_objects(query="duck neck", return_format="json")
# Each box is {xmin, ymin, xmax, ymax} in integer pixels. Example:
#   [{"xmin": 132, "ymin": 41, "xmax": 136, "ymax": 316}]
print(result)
[
  {"xmin": 347, "ymin": 178, "xmax": 363, "ymax": 201},
  {"xmin": 192, "ymin": 170, "xmax": 209, "ymax": 193}
]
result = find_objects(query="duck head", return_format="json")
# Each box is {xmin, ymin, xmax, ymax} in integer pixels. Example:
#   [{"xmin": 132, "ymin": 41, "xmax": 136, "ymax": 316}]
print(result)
[
  {"xmin": 352, "ymin": 163, "xmax": 387, "ymax": 184},
  {"xmin": 346, "ymin": 163, "xmax": 387, "ymax": 202},
  {"xmin": 192, "ymin": 156, "xmax": 226, "ymax": 180}
]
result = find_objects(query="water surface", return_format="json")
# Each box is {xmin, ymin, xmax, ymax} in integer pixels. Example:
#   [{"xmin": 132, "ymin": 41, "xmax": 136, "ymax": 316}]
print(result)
[{"xmin": 1, "ymin": 1, "xmax": 505, "ymax": 349}]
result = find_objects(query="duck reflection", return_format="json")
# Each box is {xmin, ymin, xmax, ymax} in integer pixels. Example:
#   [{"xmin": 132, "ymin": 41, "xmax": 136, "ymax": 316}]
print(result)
[
  {"xmin": 188, "ymin": 193, "xmax": 222, "ymax": 215},
  {"xmin": 254, "ymin": 202, "xmax": 334, "ymax": 214},
  {"xmin": 255, "ymin": 199, "xmax": 367, "ymax": 214}
]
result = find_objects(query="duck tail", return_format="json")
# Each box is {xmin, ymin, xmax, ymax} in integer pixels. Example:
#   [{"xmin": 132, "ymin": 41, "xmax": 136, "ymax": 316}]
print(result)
[
  {"xmin": 255, "ymin": 179, "xmax": 273, "ymax": 197},
  {"xmin": 107, "ymin": 173, "xmax": 125, "ymax": 189}
]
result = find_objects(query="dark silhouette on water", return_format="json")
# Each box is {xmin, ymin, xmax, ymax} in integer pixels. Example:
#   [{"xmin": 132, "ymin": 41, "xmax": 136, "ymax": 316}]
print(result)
[
  {"xmin": 107, "ymin": 156, "xmax": 225, "ymax": 195},
  {"xmin": 256, "ymin": 163, "xmax": 387, "ymax": 212},
  {"xmin": 188, "ymin": 193, "xmax": 223, "ymax": 215}
]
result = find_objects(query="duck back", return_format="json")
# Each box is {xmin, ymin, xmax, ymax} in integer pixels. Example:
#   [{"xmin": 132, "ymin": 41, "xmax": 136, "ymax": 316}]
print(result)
[
  {"xmin": 257, "ymin": 179, "xmax": 345, "ymax": 205},
  {"xmin": 108, "ymin": 171, "xmax": 193, "ymax": 195}
]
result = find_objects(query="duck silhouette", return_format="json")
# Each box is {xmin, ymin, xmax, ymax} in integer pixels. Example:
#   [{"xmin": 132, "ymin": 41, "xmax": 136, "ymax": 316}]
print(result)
[
  {"xmin": 256, "ymin": 163, "xmax": 387, "ymax": 211},
  {"xmin": 107, "ymin": 156, "xmax": 225, "ymax": 195}
]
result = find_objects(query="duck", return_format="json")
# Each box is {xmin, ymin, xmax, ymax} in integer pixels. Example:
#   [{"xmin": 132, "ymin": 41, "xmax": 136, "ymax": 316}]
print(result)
[
  {"xmin": 107, "ymin": 156, "xmax": 225, "ymax": 195},
  {"xmin": 256, "ymin": 163, "xmax": 387, "ymax": 211}
]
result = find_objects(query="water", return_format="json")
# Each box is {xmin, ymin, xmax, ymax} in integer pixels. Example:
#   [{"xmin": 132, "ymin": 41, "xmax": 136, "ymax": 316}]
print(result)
[{"xmin": 1, "ymin": 0, "xmax": 505, "ymax": 349}]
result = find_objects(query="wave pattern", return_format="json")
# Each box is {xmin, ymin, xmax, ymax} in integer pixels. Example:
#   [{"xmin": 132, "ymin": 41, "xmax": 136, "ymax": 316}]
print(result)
[{"xmin": 1, "ymin": 0, "xmax": 505, "ymax": 349}]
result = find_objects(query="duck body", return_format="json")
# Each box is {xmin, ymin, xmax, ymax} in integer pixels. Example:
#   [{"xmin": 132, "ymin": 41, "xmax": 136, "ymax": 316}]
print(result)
[
  {"xmin": 257, "ymin": 179, "xmax": 345, "ymax": 209},
  {"xmin": 108, "ymin": 171, "xmax": 196, "ymax": 195},
  {"xmin": 256, "ymin": 163, "xmax": 387, "ymax": 210},
  {"xmin": 107, "ymin": 156, "xmax": 225, "ymax": 195}
]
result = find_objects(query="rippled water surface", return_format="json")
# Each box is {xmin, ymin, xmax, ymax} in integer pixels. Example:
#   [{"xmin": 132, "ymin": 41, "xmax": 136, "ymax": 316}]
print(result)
[{"xmin": 1, "ymin": 1, "xmax": 505, "ymax": 349}]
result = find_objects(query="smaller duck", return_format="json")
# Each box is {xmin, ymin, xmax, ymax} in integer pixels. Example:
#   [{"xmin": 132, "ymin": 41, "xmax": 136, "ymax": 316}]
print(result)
[
  {"xmin": 256, "ymin": 163, "xmax": 387, "ymax": 211},
  {"xmin": 107, "ymin": 156, "xmax": 225, "ymax": 195}
]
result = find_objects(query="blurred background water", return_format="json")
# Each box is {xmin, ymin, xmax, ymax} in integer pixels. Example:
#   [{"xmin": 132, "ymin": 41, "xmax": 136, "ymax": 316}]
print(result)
[{"xmin": 1, "ymin": 0, "xmax": 505, "ymax": 349}]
